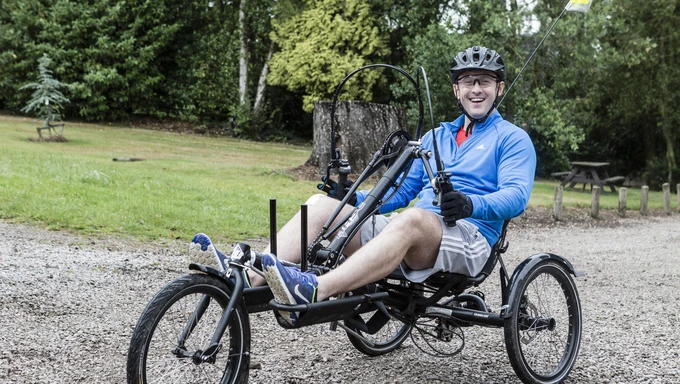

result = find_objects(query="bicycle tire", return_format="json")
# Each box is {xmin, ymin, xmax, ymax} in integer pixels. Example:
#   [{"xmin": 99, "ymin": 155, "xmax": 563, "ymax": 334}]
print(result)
[
  {"xmin": 127, "ymin": 273, "xmax": 250, "ymax": 384},
  {"xmin": 504, "ymin": 260, "xmax": 582, "ymax": 384},
  {"xmin": 343, "ymin": 282, "xmax": 413, "ymax": 357},
  {"xmin": 344, "ymin": 310, "xmax": 412, "ymax": 356}
]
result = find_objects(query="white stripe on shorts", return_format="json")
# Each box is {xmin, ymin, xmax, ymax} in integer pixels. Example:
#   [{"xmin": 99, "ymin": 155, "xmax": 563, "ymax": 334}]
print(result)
[{"xmin": 359, "ymin": 213, "xmax": 492, "ymax": 282}]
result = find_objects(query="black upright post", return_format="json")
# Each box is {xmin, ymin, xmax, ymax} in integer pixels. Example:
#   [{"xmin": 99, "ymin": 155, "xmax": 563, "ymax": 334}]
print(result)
[
  {"xmin": 269, "ymin": 199, "xmax": 277, "ymax": 256},
  {"xmin": 300, "ymin": 204, "xmax": 308, "ymax": 272}
]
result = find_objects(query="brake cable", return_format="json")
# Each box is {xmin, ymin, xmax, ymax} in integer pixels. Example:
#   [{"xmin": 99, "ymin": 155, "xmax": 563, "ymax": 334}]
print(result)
[
  {"xmin": 319, "ymin": 65, "xmax": 425, "ymax": 231},
  {"xmin": 308, "ymin": 64, "xmax": 445, "ymax": 264}
]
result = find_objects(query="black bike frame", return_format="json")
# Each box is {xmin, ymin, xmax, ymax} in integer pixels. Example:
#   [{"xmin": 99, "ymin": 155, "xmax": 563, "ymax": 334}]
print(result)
[{"xmin": 316, "ymin": 144, "xmax": 432, "ymax": 267}]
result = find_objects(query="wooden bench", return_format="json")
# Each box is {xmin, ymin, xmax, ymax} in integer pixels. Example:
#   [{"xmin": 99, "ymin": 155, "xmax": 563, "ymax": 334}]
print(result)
[
  {"xmin": 37, "ymin": 122, "xmax": 65, "ymax": 139},
  {"xmin": 559, "ymin": 162, "xmax": 623, "ymax": 193},
  {"xmin": 551, "ymin": 171, "xmax": 571, "ymax": 180},
  {"xmin": 603, "ymin": 176, "xmax": 625, "ymax": 186}
]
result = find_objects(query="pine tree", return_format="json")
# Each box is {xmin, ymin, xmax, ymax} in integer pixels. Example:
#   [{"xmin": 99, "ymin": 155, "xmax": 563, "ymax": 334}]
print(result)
[{"xmin": 21, "ymin": 54, "xmax": 71, "ymax": 140}]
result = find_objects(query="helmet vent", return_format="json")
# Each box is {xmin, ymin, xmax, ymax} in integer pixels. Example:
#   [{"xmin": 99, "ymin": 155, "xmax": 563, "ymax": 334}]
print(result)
[{"xmin": 450, "ymin": 45, "xmax": 506, "ymax": 82}]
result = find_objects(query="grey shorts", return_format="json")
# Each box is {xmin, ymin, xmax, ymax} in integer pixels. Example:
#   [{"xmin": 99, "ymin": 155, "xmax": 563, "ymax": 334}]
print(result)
[{"xmin": 359, "ymin": 213, "xmax": 491, "ymax": 282}]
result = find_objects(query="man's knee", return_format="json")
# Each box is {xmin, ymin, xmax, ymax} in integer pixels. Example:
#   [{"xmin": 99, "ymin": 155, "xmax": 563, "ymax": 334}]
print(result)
[
  {"xmin": 305, "ymin": 193, "xmax": 329, "ymax": 206},
  {"xmin": 379, "ymin": 209, "xmax": 440, "ymax": 268},
  {"xmin": 303, "ymin": 194, "xmax": 349, "ymax": 225},
  {"xmin": 389, "ymin": 208, "xmax": 440, "ymax": 235}
]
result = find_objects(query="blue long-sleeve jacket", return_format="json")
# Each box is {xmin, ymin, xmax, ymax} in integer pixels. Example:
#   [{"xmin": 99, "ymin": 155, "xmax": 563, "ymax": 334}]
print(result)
[{"xmin": 355, "ymin": 111, "xmax": 536, "ymax": 246}]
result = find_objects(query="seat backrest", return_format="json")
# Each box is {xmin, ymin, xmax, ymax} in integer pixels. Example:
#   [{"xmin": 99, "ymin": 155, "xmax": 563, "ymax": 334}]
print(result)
[{"xmin": 467, "ymin": 219, "xmax": 510, "ymax": 284}]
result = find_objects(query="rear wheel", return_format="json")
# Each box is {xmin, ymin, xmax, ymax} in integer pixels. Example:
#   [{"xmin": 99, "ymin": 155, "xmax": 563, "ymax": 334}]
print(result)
[
  {"xmin": 344, "ymin": 308, "xmax": 412, "ymax": 356},
  {"xmin": 504, "ymin": 261, "xmax": 582, "ymax": 384},
  {"xmin": 343, "ymin": 281, "xmax": 413, "ymax": 356},
  {"xmin": 127, "ymin": 273, "xmax": 250, "ymax": 384}
]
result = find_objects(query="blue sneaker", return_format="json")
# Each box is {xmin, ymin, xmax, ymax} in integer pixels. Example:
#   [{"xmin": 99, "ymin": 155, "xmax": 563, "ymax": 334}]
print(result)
[
  {"xmin": 189, "ymin": 233, "xmax": 229, "ymax": 271},
  {"xmin": 189, "ymin": 233, "xmax": 251, "ymax": 288},
  {"xmin": 261, "ymin": 253, "xmax": 318, "ymax": 325}
]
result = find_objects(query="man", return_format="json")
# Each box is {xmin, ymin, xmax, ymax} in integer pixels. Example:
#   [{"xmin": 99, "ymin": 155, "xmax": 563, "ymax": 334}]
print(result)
[{"xmin": 197, "ymin": 46, "xmax": 536, "ymax": 327}]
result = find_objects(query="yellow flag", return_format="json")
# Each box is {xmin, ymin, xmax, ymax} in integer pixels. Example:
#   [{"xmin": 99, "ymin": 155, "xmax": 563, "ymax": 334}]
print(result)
[{"xmin": 566, "ymin": 0, "xmax": 593, "ymax": 12}]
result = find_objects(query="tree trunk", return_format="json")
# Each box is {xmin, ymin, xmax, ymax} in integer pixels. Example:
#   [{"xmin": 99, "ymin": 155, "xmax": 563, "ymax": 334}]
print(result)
[
  {"xmin": 642, "ymin": 119, "xmax": 656, "ymax": 185},
  {"xmin": 661, "ymin": 120, "xmax": 676, "ymax": 186},
  {"xmin": 253, "ymin": 40, "xmax": 275, "ymax": 116},
  {"xmin": 238, "ymin": 0, "xmax": 248, "ymax": 105},
  {"xmin": 307, "ymin": 100, "xmax": 408, "ymax": 175}
]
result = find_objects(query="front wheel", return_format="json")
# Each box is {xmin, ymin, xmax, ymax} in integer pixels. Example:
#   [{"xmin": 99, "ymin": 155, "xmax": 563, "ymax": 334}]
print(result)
[
  {"xmin": 504, "ymin": 261, "xmax": 582, "ymax": 384},
  {"xmin": 127, "ymin": 273, "xmax": 251, "ymax": 384}
]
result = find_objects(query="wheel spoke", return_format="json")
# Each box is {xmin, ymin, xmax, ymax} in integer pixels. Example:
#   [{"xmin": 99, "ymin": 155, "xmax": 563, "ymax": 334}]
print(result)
[
  {"xmin": 148, "ymin": 294, "xmax": 228, "ymax": 382},
  {"xmin": 505, "ymin": 262, "xmax": 581, "ymax": 382},
  {"xmin": 127, "ymin": 274, "xmax": 249, "ymax": 383},
  {"xmin": 344, "ymin": 301, "xmax": 412, "ymax": 356}
]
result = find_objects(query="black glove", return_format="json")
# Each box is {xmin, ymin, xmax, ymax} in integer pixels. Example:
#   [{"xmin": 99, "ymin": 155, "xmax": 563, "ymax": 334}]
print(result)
[
  {"xmin": 438, "ymin": 182, "xmax": 473, "ymax": 227},
  {"xmin": 317, "ymin": 176, "xmax": 357, "ymax": 206}
]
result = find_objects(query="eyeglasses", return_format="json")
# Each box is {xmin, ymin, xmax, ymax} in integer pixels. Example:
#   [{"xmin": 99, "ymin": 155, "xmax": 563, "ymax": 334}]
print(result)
[{"xmin": 456, "ymin": 74, "xmax": 499, "ymax": 89}]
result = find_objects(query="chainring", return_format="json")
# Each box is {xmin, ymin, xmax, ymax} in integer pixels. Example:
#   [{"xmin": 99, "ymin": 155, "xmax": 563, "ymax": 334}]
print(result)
[{"xmin": 381, "ymin": 130, "xmax": 413, "ymax": 169}]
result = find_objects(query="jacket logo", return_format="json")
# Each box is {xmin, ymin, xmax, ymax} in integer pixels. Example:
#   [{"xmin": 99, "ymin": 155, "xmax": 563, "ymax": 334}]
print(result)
[{"xmin": 475, "ymin": 144, "xmax": 485, "ymax": 150}]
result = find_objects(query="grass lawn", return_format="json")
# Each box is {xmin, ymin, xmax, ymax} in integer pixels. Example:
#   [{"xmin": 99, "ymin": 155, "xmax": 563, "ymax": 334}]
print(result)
[
  {"xmin": 0, "ymin": 115, "xmax": 316, "ymax": 243},
  {"xmin": 529, "ymin": 177, "xmax": 674, "ymax": 210},
  {"xmin": 1, "ymin": 114, "xmax": 676, "ymax": 243}
]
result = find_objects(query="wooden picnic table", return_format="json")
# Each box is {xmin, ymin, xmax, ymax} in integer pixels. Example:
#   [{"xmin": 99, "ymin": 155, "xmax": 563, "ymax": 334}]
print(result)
[{"xmin": 559, "ymin": 161, "xmax": 623, "ymax": 193}]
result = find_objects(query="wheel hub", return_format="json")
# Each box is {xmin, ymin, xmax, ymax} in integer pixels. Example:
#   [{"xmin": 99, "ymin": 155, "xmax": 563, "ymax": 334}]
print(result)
[
  {"xmin": 191, "ymin": 350, "xmax": 204, "ymax": 365},
  {"xmin": 548, "ymin": 317, "xmax": 556, "ymax": 331}
]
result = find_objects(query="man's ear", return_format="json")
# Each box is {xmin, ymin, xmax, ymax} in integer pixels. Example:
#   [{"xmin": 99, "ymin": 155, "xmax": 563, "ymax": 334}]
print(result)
[
  {"xmin": 497, "ymin": 81, "xmax": 505, "ymax": 96},
  {"xmin": 453, "ymin": 84, "xmax": 460, "ymax": 99}
]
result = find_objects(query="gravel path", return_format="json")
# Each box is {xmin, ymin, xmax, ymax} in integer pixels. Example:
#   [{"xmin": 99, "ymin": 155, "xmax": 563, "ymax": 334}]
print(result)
[{"xmin": 1, "ymin": 211, "xmax": 679, "ymax": 383}]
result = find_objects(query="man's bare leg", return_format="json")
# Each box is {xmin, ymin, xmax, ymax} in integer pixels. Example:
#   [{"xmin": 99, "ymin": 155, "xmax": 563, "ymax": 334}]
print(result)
[
  {"xmin": 315, "ymin": 208, "xmax": 442, "ymax": 301},
  {"xmin": 248, "ymin": 194, "xmax": 361, "ymax": 287}
]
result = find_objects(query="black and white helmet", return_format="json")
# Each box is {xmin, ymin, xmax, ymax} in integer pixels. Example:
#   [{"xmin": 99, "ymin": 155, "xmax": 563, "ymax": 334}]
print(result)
[{"xmin": 450, "ymin": 46, "xmax": 506, "ymax": 83}]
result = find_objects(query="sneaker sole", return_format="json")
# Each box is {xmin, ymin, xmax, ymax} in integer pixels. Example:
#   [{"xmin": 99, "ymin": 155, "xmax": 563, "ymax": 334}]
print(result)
[
  {"xmin": 262, "ymin": 257, "xmax": 298, "ymax": 325},
  {"xmin": 188, "ymin": 240, "xmax": 224, "ymax": 272}
]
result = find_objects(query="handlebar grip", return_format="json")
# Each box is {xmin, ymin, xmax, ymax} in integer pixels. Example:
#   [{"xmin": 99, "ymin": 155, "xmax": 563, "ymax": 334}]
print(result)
[{"xmin": 436, "ymin": 174, "xmax": 456, "ymax": 227}]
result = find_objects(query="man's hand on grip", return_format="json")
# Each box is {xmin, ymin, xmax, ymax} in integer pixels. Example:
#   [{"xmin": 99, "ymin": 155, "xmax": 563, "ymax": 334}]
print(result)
[{"xmin": 438, "ymin": 182, "xmax": 473, "ymax": 226}]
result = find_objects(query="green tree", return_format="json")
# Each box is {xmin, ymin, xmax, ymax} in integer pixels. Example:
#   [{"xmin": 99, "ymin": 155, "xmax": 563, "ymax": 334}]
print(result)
[
  {"xmin": 399, "ymin": 0, "xmax": 605, "ymax": 176},
  {"xmin": 20, "ymin": 53, "xmax": 71, "ymax": 137},
  {"xmin": 268, "ymin": 0, "xmax": 389, "ymax": 112},
  {"xmin": 503, "ymin": 0, "xmax": 602, "ymax": 175},
  {"xmin": 0, "ymin": 0, "xmax": 186, "ymax": 120},
  {"xmin": 232, "ymin": 0, "xmax": 289, "ymax": 138},
  {"xmin": 371, "ymin": 0, "xmax": 451, "ymax": 90},
  {"xmin": 590, "ymin": 0, "xmax": 679, "ymax": 188},
  {"xmin": 160, "ymin": 0, "xmax": 240, "ymax": 120}
]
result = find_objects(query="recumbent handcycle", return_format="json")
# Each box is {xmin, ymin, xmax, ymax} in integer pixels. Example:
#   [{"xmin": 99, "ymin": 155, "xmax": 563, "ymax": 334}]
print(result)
[{"xmin": 126, "ymin": 64, "xmax": 583, "ymax": 384}]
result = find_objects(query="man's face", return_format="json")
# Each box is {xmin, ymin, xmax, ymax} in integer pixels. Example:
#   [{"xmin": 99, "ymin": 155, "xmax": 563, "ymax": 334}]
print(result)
[{"xmin": 453, "ymin": 70, "xmax": 505, "ymax": 119}]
